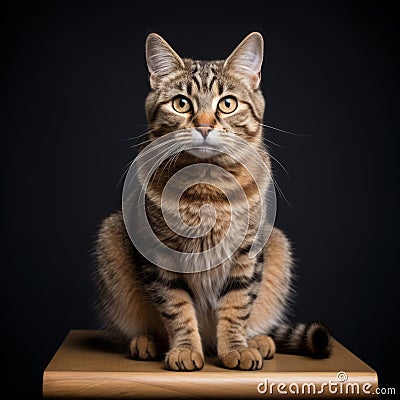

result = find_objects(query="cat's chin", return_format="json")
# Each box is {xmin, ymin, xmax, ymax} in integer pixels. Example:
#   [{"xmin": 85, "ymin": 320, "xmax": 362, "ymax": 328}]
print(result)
[{"xmin": 185, "ymin": 148, "xmax": 221, "ymax": 160}]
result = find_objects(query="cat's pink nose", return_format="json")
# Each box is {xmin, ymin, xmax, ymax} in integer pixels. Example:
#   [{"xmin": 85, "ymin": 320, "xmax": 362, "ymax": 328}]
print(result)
[{"xmin": 196, "ymin": 125, "xmax": 212, "ymax": 138}]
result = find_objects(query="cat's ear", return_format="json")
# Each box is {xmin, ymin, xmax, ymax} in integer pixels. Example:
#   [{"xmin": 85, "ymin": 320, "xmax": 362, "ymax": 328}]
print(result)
[
  {"xmin": 145, "ymin": 33, "xmax": 185, "ymax": 89},
  {"xmin": 223, "ymin": 32, "xmax": 264, "ymax": 89}
]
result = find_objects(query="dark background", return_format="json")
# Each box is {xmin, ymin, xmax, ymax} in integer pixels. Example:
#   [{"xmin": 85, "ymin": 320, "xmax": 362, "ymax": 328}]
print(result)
[{"xmin": 1, "ymin": 1, "xmax": 398, "ymax": 398}]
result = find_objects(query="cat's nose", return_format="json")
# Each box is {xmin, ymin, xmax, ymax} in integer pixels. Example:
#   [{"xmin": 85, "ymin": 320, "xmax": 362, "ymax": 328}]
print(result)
[{"xmin": 195, "ymin": 125, "xmax": 213, "ymax": 139}]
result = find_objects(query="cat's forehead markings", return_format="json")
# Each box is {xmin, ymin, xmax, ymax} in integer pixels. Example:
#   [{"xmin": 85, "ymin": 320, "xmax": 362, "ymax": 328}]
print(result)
[
  {"xmin": 191, "ymin": 62, "xmax": 202, "ymax": 92},
  {"xmin": 190, "ymin": 61, "xmax": 219, "ymax": 94}
]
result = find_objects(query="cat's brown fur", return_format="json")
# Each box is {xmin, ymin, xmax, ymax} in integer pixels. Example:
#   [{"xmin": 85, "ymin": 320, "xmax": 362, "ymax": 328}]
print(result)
[{"xmin": 94, "ymin": 32, "xmax": 331, "ymax": 371}]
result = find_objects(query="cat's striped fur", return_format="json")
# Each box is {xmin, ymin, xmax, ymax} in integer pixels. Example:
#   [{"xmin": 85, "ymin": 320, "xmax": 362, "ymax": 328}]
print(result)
[{"xmin": 94, "ymin": 32, "xmax": 331, "ymax": 371}]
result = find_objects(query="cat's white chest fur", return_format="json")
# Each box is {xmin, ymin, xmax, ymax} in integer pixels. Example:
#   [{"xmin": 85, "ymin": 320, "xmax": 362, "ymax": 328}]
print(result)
[{"xmin": 184, "ymin": 258, "xmax": 231, "ymax": 354}]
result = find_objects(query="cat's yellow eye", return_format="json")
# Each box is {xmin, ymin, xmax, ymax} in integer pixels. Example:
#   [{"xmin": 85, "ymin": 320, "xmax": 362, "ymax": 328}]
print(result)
[
  {"xmin": 172, "ymin": 96, "xmax": 192, "ymax": 113},
  {"xmin": 217, "ymin": 96, "xmax": 238, "ymax": 114}
]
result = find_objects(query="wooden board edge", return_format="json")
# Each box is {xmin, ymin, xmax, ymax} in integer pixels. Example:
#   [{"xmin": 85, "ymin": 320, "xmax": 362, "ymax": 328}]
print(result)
[{"xmin": 43, "ymin": 370, "xmax": 379, "ymax": 399}]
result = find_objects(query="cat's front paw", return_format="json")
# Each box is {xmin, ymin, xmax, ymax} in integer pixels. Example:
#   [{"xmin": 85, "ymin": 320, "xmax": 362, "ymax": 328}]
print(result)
[
  {"xmin": 248, "ymin": 335, "xmax": 276, "ymax": 359},
  {"xmin": 129, "ymin": 335, "xmax": 158, "ymax": 360},
  {"xmin": 165, "ymin": 347, "xmax": 204, "ymax": 371},
  {"xmin": 219, "ymin": 346, "xmax": 263, "ymax": 370}
]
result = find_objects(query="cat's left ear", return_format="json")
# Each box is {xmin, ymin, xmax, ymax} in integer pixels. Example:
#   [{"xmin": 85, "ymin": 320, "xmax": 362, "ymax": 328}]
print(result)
[{"xmin": 223, "ymin": 32, "xmax": 264, "ymax": 89}]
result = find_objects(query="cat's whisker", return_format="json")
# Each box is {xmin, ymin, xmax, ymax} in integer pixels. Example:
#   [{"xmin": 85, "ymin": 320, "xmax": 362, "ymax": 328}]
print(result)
[
  {"xmin": 262, "ymin": 136, "xmax": 283, "ymax": 149},
  {"xmin": 133, "ymin": 130, "xmax": 192, "ymax": 161},
  {"xmin": 252, "ymin": 143, "xmax": 291, "ymax": 180},
  {"xmin": 129, "ymin": 139, "xmax": 152, "ymax": 149},
  {"xmin": 144, "ymin": 140, "xmax": 187, "ymax": 179},
  {"xmin": 222, "ymin": 137, "xmax": 271, "ymax": 171},
  {"xmin": 271, "ymin": 174, "xmax": 291, "ymax": 207},
  {"xmin": 124, "ymin": 127, "xmax": 189, "ymax": 150},
  {"xmin": 123, "ymin": 133, "xmax": 150, "ymax": 142},
  {"xmin": 161, "ymin": 151, "xmax": 181, "ymax": 185},
  {"xmin": 219, "ymin": 125, "xmax": 281, "ymax": 148},
  {"xmin": 122, "ymin": 126, "xmax": 154, "ymax": 143},
  {"xmin": 115, "ymin": 159, "xmax": 135, "ymax": 189},
  {"xmin": 268, "ymin": 154, "xmax": 291, "ymax": 180},
  {"xmin": 137, "ymin": 137, "xmax": 191, "ymax": 179},
  {"xmin": 152, "ymin": 137, "xmax": 196, "ymax": 187},
  {"xmin": 142, "ymin": 143, "xmax": 187, "ymax": 197},
  {"xmin": 167, "ymin": 149, "xmax": 182, "ymax": 175},
  {"xmin": 172, "ymin": 151, "xmax": 182, "ymax": 171},
  {"xmin": 134, "ymin": 138, "xmax": 182, "ymax": 162},
  {"xmin": 127, "ymin": 143, "xmax": 180, "ymax": 188},
  {"xmin": 236, "ymin": 149, "xmax": 270, "ymax": 175},
  {"xmin": 259, "ymin": 123, "xmax": 309, "ymax": 137},
  {"xmin": 151, "ymin": 143, "xmax": 185, "ymax": 188},
  {"xmin": 224, "ymin": 143, "xmax": 291, "ymax": 207},
  {"xmin": 223, "ymin": 130, "xmax": 281, "ymax": 153},
  {"xmin": 115, "ymin": 130, "xmax": 158, "ymax": 188}
]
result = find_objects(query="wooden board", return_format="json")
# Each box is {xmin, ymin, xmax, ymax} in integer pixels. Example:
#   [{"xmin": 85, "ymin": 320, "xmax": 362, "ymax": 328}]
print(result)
[{"xmin": 43, "ymin": 330, "xmax": 378, "ymax": 398}]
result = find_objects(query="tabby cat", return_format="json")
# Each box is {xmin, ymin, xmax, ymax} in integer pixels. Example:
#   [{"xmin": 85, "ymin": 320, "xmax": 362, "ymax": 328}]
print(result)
[{"xmin": 94, "ymin": 32, "xmax": 331, "ymax": 371}]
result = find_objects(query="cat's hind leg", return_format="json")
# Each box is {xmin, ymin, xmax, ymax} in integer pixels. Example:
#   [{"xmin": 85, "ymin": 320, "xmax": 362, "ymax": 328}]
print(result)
[
  {"xmin": 246, "ymin": 227, "xmax": 293, "ymax": 344},
  {"xmin": 95, "ymin": 211, "xmax": 166, "ymax": 356}
]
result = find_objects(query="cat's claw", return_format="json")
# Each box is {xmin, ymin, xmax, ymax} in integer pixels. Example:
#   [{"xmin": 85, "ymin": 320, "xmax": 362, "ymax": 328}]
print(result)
[
  {"xmin": 165, "ymin": 347, "xmax": 204, "ymax": 371},
  {"xmin": 248, "ymin": 334, "xmax": 276, "ymax": 359},
  {"xmin": 219, "ymin": 346, "xmax": 263, "ymax": 370},
  {"xmin": 129, "ymin": 335, "xmax": 158, "ymax": 360}
]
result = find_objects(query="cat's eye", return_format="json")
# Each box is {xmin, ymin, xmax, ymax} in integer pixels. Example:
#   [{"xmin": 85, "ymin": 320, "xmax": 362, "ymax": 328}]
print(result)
[
  {"xmin": 172, "ymin": 96, "xmax": 192, "ymax": 113},
  {"xmin": 217, "ymin": 96, "xmax": 238, "ymax": 114}
]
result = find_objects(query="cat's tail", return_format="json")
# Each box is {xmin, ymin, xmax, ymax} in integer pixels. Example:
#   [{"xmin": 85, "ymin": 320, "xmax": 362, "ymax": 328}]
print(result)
[{"xmin": 269, "ymin": 321, "xmax": 332, "ymax": 359}]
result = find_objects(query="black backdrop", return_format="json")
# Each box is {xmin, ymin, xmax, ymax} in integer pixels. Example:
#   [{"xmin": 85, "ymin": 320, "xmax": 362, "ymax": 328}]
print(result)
[{"xmin": 1, "ymin": 1, "xmax": 399, "ymax": 398}]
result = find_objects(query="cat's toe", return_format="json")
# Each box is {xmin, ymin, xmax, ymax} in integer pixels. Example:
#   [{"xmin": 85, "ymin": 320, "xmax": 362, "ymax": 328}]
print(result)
[
  {"xmin": 165, "ymin": 347, "xmax": 204, "ymax": 371},
  {"xmin": 129, "ymin": 335, "xmax": 158, "ymax": 360},
  {"xmin": 248, "ymin": 335, "xmax": 276, "ymax": 359},
  {"xmin": 219, "ymin": 346, "xmax": 263, "ymax": 370}
]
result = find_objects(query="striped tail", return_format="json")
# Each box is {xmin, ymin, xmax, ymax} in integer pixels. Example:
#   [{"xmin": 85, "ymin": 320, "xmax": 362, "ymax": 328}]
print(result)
[{"xmin": 269, "ymin": 321, "xmax": 332, "ymax": 359}]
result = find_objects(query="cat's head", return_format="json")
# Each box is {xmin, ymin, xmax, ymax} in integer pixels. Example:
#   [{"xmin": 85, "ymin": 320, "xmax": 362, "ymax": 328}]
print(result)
[{"xmin": 145, "ymin": 32, "xmax": 265, "ymax": 161}]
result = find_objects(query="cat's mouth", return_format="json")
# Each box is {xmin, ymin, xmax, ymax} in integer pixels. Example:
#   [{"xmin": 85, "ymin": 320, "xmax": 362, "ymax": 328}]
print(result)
[
  {"xmin": 186, "ymin": 146, "xmax": 221, "ymax": 160},
  {"xmin": 186, "ymin": 129, "xmax": 223, "ymax": 159}
]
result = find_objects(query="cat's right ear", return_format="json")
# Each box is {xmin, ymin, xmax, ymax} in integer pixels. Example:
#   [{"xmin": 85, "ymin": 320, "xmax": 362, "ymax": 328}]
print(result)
[{"xmin": 145, "ymin": 33, "xmax": 185, "ymax": 89}]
